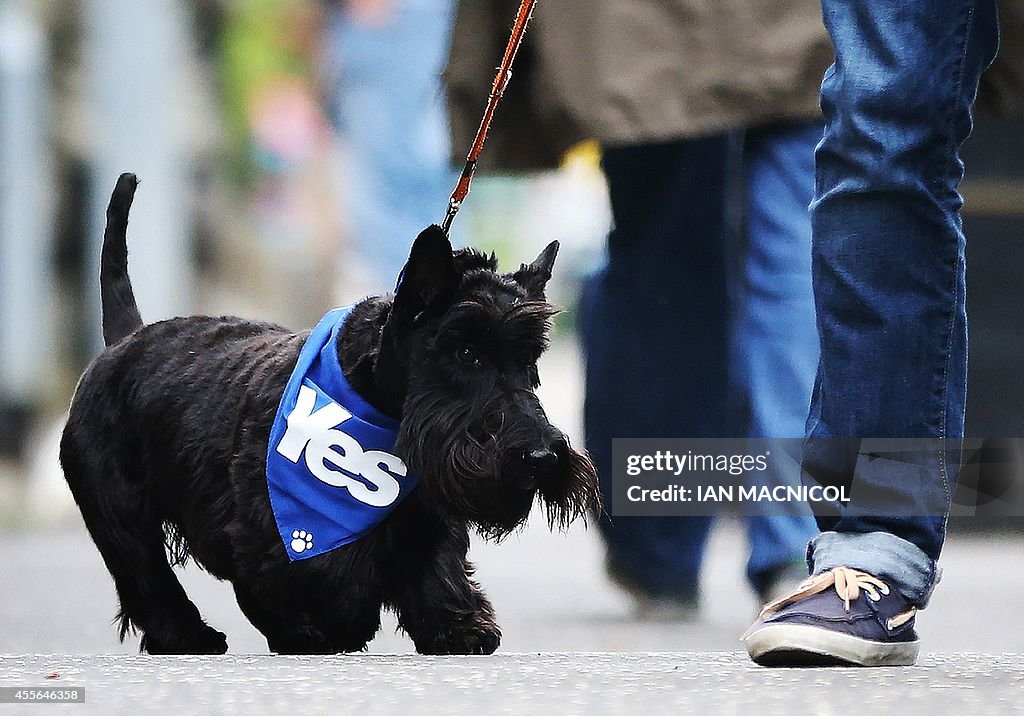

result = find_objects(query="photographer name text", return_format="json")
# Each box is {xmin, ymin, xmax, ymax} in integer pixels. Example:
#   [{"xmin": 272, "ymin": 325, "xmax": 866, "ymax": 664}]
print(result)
[{"xmin": 626, "ymin": 484, "xmax": 850, "ymax": 503}]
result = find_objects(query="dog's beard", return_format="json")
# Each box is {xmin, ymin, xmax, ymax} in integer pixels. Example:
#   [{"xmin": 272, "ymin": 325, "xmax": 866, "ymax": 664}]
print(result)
[
  {"xmin": 396, "ymin": 393, "xmax": 532, "ymax": 538},
  {"xmin": 396, "ymin": 392, "xmax": 600, "ymax": 539},
  {"xmin": 537, "ymin": 443, "xmax": 601, "ymax": 531}
]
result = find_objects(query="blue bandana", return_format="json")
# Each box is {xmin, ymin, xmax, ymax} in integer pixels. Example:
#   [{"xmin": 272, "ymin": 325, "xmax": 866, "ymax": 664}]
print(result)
[{"xmin": 266, "ymin": 306, "xmax": 420, "ymax": 560}]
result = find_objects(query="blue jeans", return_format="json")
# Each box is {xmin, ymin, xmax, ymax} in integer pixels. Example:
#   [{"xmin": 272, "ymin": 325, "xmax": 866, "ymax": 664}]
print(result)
[
  {"xmin": 582, "ymin": 123, "xmax": 822, "ymax": 596},
  {"xmin": 322, "ymin": 0, "xmax": 456, "ymax": 285},
  {"xmin": 803, "ymin": 0, "xmax": 1000, "ymax": 607}
]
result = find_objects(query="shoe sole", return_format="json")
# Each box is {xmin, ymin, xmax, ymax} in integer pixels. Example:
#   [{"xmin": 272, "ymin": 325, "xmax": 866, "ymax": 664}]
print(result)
[{"xmin": 744, "ymin": 624, "xmax": 920, "ymax": 667}]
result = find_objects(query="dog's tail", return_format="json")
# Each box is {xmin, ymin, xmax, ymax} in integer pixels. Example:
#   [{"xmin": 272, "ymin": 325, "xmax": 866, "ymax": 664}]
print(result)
[{"xmin": 100, "ymin": 173, "xmax": 144, "ymax": 347}]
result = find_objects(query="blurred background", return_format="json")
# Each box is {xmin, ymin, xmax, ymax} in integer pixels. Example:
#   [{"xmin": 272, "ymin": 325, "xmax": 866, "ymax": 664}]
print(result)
[{"xmin": 0, "ymin": 0, "xmax": 1022, "ymax": 655}]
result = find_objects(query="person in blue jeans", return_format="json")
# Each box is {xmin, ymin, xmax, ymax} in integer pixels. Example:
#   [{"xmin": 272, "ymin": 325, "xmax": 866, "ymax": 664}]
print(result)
[
  {"xmin": 581, "ymin": 123, "xmax": 823, "ymax": 612},
  {"xmin": 743, "ymin": 0, "xmax": 1001, "ymax": 666}
]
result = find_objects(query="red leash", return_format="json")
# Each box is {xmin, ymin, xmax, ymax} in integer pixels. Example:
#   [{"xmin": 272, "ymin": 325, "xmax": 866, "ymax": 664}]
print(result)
[{"xmin": 441, "ymin": 0, "xmax": 539, "ymax": 235}]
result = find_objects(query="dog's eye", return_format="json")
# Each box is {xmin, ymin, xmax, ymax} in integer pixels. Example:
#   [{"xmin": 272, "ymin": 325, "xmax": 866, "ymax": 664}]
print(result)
[{"xmin": 457, "ymin": 347, "xmax": 480, "ymax": 366}]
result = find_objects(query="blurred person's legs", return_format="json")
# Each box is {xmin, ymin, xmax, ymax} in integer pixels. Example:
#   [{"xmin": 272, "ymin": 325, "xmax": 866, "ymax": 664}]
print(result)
[
  {"xmin": 583, "ymin": 128, "xmax": 822, "ymax": 609},
  {"xmin": 582, "ymin": 138, "xmax": 731, "ymax": 610},
  {"xmin": 323, "ymin": 0, "xmax": 455, "ymax": 290},
  {"xmin": 744, "ymin": 0, "xmax": 1000, "ymax": 666},
  {"xmin": 737, "ymin": 123, "xmax": 822, "ymax": 600}
]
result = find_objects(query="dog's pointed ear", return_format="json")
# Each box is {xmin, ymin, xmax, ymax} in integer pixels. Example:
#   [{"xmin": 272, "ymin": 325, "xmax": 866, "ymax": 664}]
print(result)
[
  {"xmin": 374, "ymin": 226, "xmax": 458, "ymax": 414},
  {"xmin": 513, "ymin": 240, "xmax": 559, "ymax": 299},
  {"xmin": 391, "ymin": 225, "xmax": 458, "ymax": 327}
]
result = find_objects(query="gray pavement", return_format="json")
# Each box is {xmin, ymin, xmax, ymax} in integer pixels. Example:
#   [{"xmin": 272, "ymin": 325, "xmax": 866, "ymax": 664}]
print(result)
[
  {"xmin": 2, "ymin": 521, "xmax": 1023, "ymax": 713},
  {"xmin": 3, "ymin": 652, "xmax": 1024, "ymax": 714}
]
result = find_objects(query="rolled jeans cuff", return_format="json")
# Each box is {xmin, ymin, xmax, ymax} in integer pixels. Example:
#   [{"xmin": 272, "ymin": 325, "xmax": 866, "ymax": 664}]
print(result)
[{"xmin": 807, "ymin": 531, "xmax": 941, "ymax": 608}]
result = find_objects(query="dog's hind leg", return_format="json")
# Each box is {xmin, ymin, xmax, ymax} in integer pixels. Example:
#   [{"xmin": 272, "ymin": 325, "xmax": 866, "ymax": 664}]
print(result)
[
  {"xmin": 125, "ymin": 532, "xmax": 229, "ymax": 655},
  {"xmin": 61, "ymin": 435, "xmax": 228, "ymax": 654},
  {"xmin": 90, "ymin": 513, "xmax": 228, "ymax": 655},
  {"xmin": 88, "ymin": 511, "xmax": 227, "ymax": 655}
]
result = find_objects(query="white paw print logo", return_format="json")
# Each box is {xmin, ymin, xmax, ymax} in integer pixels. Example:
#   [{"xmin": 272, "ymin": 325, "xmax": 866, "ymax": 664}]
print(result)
[{"xmin": 290, "ymin": 529, "xmax": 314, "ymax": 554}]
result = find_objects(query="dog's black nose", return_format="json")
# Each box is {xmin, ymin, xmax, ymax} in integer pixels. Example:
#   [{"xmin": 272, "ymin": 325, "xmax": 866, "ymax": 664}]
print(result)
[
  {"xmin": 517, "ymin": 448, "xmax": 559, "ymax": 489},
  {"xmin": 526, "ymin": 448, "xmax": 558, "ymax": 470}
]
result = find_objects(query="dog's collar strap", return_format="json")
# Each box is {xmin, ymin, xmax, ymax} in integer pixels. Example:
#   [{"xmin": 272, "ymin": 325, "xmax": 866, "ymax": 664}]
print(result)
[{"xmin": 266, "ymin": 306, "xmax": 420, "ymax": 561}]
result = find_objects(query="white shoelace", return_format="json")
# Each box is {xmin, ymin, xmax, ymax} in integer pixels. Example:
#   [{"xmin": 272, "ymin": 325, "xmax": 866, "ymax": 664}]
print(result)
[{"xmin": 758, "ymin": 566, "xmax": 893, "ymax": 618}]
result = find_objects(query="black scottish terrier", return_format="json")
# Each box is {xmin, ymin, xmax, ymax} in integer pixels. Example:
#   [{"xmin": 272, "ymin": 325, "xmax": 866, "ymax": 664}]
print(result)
[{"xmin": 60, "ymin": 173, "xmax": 599, "ymax": 655}]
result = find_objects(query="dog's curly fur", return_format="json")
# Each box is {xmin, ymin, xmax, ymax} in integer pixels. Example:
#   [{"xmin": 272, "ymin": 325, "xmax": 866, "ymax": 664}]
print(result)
[{"xmin": 60, "ymin": 174, "xmax": 600, "ymax": 655}]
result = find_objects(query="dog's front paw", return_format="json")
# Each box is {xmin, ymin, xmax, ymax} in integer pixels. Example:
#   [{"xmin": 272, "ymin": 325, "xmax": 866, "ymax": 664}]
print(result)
[{"xmin": 415, "ymin": 615, "xmax": 501, "ymax": 655}]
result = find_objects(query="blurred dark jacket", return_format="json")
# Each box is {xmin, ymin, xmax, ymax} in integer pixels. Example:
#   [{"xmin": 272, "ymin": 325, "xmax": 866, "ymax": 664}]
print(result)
[
  {"xmin": 446, "ymin": 0, "xmax": 1024, "ymax": 171},
  {"xmin": 446, "ymin": 0, "xmax": 832, "ymax": 170}
]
